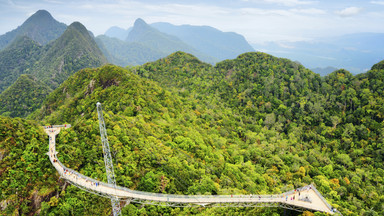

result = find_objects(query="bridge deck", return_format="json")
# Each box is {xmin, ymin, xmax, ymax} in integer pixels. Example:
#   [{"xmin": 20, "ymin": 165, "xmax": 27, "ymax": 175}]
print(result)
[{"xmin": 44, "ymin": 125, "xmax": 338, "ymax": 214}]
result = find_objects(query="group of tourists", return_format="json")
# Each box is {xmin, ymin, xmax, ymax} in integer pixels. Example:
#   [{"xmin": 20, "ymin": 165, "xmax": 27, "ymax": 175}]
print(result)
[
  {"xmin": 229, "ymin": 187, "xmax": 310, "ymax": 202},
  {"xmin": 63, "ymin": 167, "xmax": 100, "ymax": 187}
]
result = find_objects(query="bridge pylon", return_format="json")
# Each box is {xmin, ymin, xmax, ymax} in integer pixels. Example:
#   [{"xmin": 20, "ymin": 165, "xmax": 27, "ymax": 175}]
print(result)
[{"xmin": 97, "ymin": 102, "xmax": 121, "ymax": 216}]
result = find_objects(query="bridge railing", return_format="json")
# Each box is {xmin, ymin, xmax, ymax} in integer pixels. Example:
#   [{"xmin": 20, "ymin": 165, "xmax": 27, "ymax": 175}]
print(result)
[
  {"xmin": 310, "ymin": 184, "xmax": 338, "ymax": 214},
  {"xmin": 53, "ymin": 154, "xmax": 316, "ymax": 202},
  {"xmin": 44, "ymin": 124, "xmax": 71, "ymax": 129},
  {"xmin": 311, "ymin": 185, "xmax": 343, "ymax": 215},
  {"xmin": 54, "ymin": 154, "xmax": 290, "ymax": 201}
]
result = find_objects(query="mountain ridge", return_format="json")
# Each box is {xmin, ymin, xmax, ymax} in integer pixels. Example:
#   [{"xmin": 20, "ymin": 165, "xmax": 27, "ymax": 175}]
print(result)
[
  {"xmin": 0, "ymin": 10, "xmax": 66, "ymax": 50},
  {"xmin": 151, "ymin": 22, "xmax": 255, "ymax": 61},
  {"xmin": 0, "ymin": 20, "xmax": 107, "ymax": 117},
  {"xmin": 101, "ymin": 18, "xmax": 254, "ymax": 66},
  {"xmin": 31, "ymin": 21, "xmax": 108, "ymax": 89}
]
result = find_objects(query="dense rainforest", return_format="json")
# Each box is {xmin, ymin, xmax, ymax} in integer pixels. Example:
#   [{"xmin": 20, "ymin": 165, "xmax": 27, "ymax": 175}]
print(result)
[
  {"xmin": 0, "ymin": 74, "xmax": 51, "ymax": 118},
  {"xmin": 1, "ymin": 52, "xmax": 384, "ymax": 216},
  {"xmin": 0, "ymin": 21, "xmax": 107, "ymax": 117}
]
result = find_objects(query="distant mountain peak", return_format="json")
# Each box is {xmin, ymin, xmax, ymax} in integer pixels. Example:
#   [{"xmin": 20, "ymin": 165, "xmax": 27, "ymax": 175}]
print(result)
[
  {"xmin": 134, "ymin": 18, "xmax": 147, "ymax": 27},
  {"xmin": 33, "ymin": 20, "xmax": 107, "ymax": 89},
  {"xmin": 0, "ymin": 9, "xmax": 66, "ymax": 49},
  {"xmin": 127, "ymin": 18, "xmax": 158, "ymax": 42},
  {"xmin": 31, "ymin": 9, "xmax": 52, "ymax": 18},
  {"xmin": 68, "ymin": 21, "xmax": 89, "ymax": 34},
  {"xmin": 24, "ymin": 9, "xmax": 57, "ymax": 26}
]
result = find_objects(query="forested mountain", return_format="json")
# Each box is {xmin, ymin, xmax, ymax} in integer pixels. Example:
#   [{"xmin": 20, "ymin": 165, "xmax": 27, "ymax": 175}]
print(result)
[
  {"xmin": 126, "ymin": 19, "xmax": 202, "ymax": 58},
  {"xmin": 1, "ymin": 8, "xmax": 383, "ymax": 216},
  {"xmin": 0, "ymin": 116, "xmax": 63, "ymax": 215},
  {"xmin": 101, "ymin": 19, "xmax": 255, "ymax": 66},
  {"xmin": 0, "ymin": 10, "xmax": 66, "ymax": 50},
  {"xmin": 98, "ymin": 19, "xmax": 216, "ymax": 66},
  {"xmin": 138, "ymin": 52, "xmax": 384, "ymax": 215},
  {"xmin": 0, "ymin": 74, "xmax": 51, "ymax": 118},
  {"xmin": 0, "ymin": 21, "xmax": 106, "ymax": 94},
  {"xmin": 26, "ymin": 63, "xmax": 291, "ymax": 215},
  {"xmin": 0, "ymin": 36, "xmax": 43, "ymax": 93},
  {"xmin": 0, "ymin": 21, "xmax": 107, "ymax": 118},
  {"xmin": 151, "ymin": 22, "xmax": 255, "ymax": 61},
  {"xmin": 32, "ymin": 22, "xmax": 107, "ymax": 89},
  {"xmin": 2, "ymin": 52, "xmax": 376, "ymax": 215}
]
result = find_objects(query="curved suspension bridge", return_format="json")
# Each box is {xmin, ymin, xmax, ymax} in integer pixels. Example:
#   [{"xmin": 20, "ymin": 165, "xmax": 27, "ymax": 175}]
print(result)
[{"xmin": 44, "ymin": 125, "xmax": 341, "ymax": 215}]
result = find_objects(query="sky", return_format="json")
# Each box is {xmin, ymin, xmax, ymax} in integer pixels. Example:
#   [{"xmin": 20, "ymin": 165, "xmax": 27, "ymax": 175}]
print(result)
[{"xmin": 1, "ymin": 0, "xmax": 384, "ymax": 44}]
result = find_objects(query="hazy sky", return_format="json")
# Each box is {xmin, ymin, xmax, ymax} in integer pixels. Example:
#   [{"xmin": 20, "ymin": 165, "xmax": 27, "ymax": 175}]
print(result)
[{"xmin": 1, "ymin": 0, "xmax": 384, "ymax": 43}]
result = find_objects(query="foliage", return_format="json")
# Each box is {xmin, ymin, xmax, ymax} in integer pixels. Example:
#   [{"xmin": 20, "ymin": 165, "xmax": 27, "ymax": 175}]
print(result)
[
  {"xmin": 0, "ymin": 116, "xmax": 58, "ymax": 215},
  {"xmin": 0, "ymin": 36, "xmax": 43, "ymax": 93},
  {"xmin": 0, "ymin": 21, "xmax": 107, "ymax": 96},
  {"xmin": 2, "ymin": 51, "xmax": 384, "ymax": 215},
  {"xmin": 135, "ymin": 52, "xmax": 384, "ymax": 215},
  {"xmin": 32, "ymin": 22, "xmax": 107, "ymax": 89},
  {"xmin": 0, "ymin": 74, "xmax": 52, "ymax": 118}
]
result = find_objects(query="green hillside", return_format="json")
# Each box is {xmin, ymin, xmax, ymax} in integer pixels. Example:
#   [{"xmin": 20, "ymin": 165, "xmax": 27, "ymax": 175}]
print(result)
[
  {"xmin": 1, "ymin": 52, "xmax": 384, "ymax": 215},
  {"xmin": 0, "ymin": 74, "xmax": 51, "ymax": 118},
  {"xmin": 0, "ymin": 116, "xmax": 58, "ymax": 215},
  {"xmin": 32, "ymin": 22, "xmax": 107, "ymax": 89},
  {"xmin": 0, "ymin": 21, "xmax": 107, "ymax": 102},
  {"xmin": 0, "ymin": 21, "xmax": 107, "ymax": 119},
  {"xmin": 0, "ymin": 10, "xmax": 66, "ymax": 50},
  {"xmin": 0, "ymin": 36, "xmax": 43, "ymax": 93},
  {"xmin": 26, "ymin": 64, "xmax": 285, "ymax": 215},
  {"xmin": 138, "ymin": 52, "xmax": 384, "ymax": 215}
]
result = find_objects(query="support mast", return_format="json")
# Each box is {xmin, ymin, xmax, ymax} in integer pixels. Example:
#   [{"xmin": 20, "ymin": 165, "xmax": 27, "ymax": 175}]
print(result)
[{"xmin": 97, "ymin": 102, "xmax": 121, "ymax": 216}]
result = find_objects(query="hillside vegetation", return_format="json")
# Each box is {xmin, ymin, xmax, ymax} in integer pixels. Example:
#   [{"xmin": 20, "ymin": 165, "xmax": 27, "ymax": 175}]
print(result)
[
  {"xmin": 32, "ymin": 22, "xmax": 107, "ymax": 89},
  {"xmin": 0, "ymin": 21, "xmax": 107, "ymax": 118},
  {"xmin": 138, "ymin": 52, "xmax": 384, "ymax": 215},
  {"xmin": 1, "ymin": 52, "xmax": 383, "ymax": 215},
  {"xmin": 0, "ymin": 74, "xmax": 51, "ymax": 117},
  {"xmin": 0, "ymin": 36, "xmax": 43, "ymax": 93}
]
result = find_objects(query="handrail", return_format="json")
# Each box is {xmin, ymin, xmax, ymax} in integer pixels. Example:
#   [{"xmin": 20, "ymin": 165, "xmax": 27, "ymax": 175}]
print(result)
[
  {"xmin": 56, "ymin": 155, "xmax": 312, "ymax": 200},
  {"xmin": 44, "ymin": 124, "xmax": 71, "ymax": 129},
  {"xmin": 310, "ymin": 185, "xmax": 332, "ymax": 211}
]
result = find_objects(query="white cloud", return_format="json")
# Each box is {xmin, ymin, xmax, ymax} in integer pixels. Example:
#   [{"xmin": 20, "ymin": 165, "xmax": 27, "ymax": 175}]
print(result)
[
  {"xmin": 290, "ymin": 8, "xmax": 326, "ymax": 15},
  {"xmin": 1, "ymin": 0, "xmax": 382, "ymax": 44},
  {"xmin": 370, "ymin": 1, "xmax": 384, "ymax": 5},
  {"xmin": 335, "ymin": 7, "xmax": 363, "ymax": 17},
  {"xmin": 243, "ymin": 0, "xmax": 315, "ymax": 7}
]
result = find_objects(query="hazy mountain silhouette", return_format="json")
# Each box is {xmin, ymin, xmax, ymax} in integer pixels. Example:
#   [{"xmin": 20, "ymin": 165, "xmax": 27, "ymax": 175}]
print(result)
[{"xmin": 0, "ymin": 10, "xmax": 66, "ymax": 50}]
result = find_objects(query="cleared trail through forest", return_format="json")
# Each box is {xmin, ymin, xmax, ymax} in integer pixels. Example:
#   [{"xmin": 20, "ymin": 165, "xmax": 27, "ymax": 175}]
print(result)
[{"xmin": 45, "ymin": 125, "xmax": 340, "ymax": 214}]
